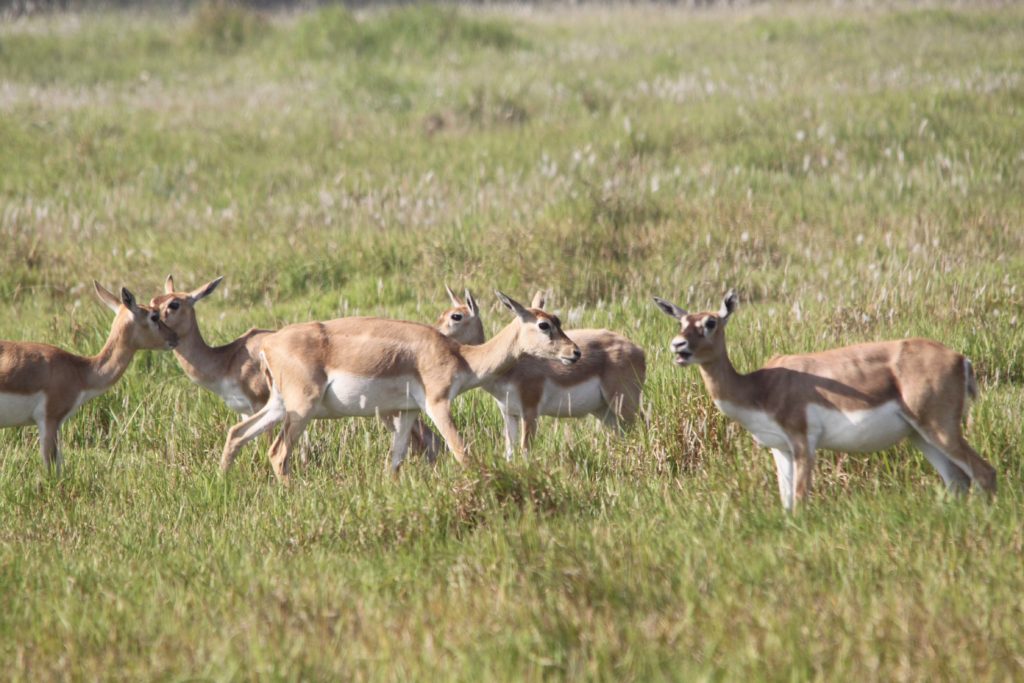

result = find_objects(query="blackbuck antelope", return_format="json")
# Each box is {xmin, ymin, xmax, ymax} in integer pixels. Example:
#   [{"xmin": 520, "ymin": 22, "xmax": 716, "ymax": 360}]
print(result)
[
  {"xmin": 481, "ymin": 292, "xmax": 646, "ymax": 458},
  {"xmin": 218, "ymin": 292, "xmax": 580, "ymax": 483},
  {"xmin": 151, "ymin": 277, "xmax": 484, "ymax": 461},
  {"xmin": 151, "ymin": 276, "xmax": 273, "ymax": 418},
  {"xmin": 435, "ymin": 285, "xmax": 485, "ymax": 346},
  {"xmin": 0, "ymin": 282, "xmax": 178, "ymax": 473},
  {"xmin": 654, "ymin": 292, "xmax": 997, "ymax": 511},
  {"xmin": 409, "ymin": 286, "xmax": 487, "ymax": 460}
]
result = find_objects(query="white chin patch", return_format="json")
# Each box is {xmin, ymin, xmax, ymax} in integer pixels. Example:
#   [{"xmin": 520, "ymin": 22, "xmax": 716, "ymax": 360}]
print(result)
[{"xmin": 560, "ymin": 357, "xmax": 575, "ymax": 366}]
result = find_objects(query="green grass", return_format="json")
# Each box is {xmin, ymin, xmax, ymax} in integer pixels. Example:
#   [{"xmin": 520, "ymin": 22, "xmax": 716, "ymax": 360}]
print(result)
[{"xmin": 1, "ymin": 3, "xmax": 1023, "ymax": 680}]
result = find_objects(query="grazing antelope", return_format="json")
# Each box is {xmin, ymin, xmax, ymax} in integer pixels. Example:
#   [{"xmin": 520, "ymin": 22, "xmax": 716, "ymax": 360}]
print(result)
[
  {"xmin": 218, "ymin": 292, "xmax": 580, "ymax": 483},
  {"xmin": 481, "ymin": 291, "xmax": 646, "ymax": 459},
  {"xmin": 0, "ymin": 282, "xmax": 178, "ymax": 473},
  {"xmin": 150, "ymin": 275, "xmax": 272, "ymax": 418},
  {"xmin": 653, "ymin": 291, "xmax": 997, "ymax": 511}
]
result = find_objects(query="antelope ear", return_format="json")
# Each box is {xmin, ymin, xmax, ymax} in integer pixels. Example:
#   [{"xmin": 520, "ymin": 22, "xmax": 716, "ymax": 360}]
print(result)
[
  {"xmin": 719, "ymin": 290, "xmax": 739, "ymax": 323},
  {"xmin": 444, "ymin": 284, "xmax": 462, "ymax": 307},
  {"xmin": 164, "ymin": 274, "xmax": 175, "ymax": 294},
  {"xmin": 188, "ymin": 277, "xmax": 223, "ymax": 304},
  {"xmin": 121, "ymin": 287, "xmax": 139, "ymax": 313},
  {"xmin": 652, "ymin": 297, "xmax": 687, "ymax": 319},
  {"xmin": 495, "ymin": 290, "xmax": 534, "ymax": 322},
  {"xmin": 530, "ymin": 290, "xmax": 546, "ymax": 309},
  {"xmin": 464, "ymin": 289, "xmax": 479, "ymax": 316},
  {"xmin": 94, "ymin": 281, "xmax": 122, "ymax": 313}
]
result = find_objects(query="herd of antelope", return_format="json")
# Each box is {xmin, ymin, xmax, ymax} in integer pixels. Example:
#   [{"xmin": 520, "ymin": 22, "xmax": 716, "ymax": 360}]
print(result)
[{"xmin": 0, "ymin": 278, "xmax": 997, "ymax": 511}]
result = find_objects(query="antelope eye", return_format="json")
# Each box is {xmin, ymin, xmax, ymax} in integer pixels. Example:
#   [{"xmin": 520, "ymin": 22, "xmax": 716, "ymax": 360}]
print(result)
[
  {"xmin": 168, "ymin": 301, "xmax": 180, "ymax": 311},
  {"xmin": 538, "ymin": 321, "xmax": 551, "ymax": 331},
  {"xmin": 450, "ymin": 313, "xmax": 463, "ymax": 322},
  {"xmin": 150, "ymin": 313, "xmax": 159, "ymax": 322},
  {"xmin": 705, "ymin": 318, "xmax": 717, "ymax": 330}
]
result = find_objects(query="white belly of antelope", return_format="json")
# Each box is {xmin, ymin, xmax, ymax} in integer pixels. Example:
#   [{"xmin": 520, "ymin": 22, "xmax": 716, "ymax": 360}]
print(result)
[
  {"xmin": 317, "ymin": 372, "xmax": 425, "ymax": 418},
  {"xmin": 0, "ymin": 391, "xmax": 45, "ymax": 428},
  {"xmin": 807, "ymin": 401, "xmax": 911, "ymax": 453},
  {"xmin": 537, "ymin": 376, "xmax": 605, "ymax": 417},
  {"xmin": 714, "ymin": 400, "xmax": 791, "ymax": 450}
]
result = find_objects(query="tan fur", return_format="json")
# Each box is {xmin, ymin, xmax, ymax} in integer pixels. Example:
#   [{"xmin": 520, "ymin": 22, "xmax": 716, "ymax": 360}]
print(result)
[
  {"xmin": 480, "ymin": 292, "xmax": 645, "ymax": 457},
  {"xmin": 151, "ymin": 275, "xmax": 272, "ymax": 416},
  {"xmin": 0, "ymin": 282, "xmax": 177, "ymax": 473},
  {"xmin": 218, "ymin": 293, "xmax": 580, "ymax": 483},
  {"xmin": 655, "ymin": 292, "xmax": 996, "ymax": 510},
  {"xmin": 405, "ymin": 287, "xmax": 486, "ymax": 461}
]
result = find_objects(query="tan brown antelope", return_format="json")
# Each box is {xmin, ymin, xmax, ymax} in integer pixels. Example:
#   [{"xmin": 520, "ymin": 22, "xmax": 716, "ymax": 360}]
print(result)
[
  {"xmin": 480, "ymin": 291, "xmax": 646, "ymax": 459},
  {"xmin": 151, "ymin": 276, "xmax": 272, "ymax": 418},
  {"xmin": 653, "ymin": 291, "xmax": 996, "ymax": 511},
  {"xmin": 412, "ymin": 285, "xmax": 486, "ymax": 460},
  {"xmin": 151, "ymin": 277, "xmax": 484, "ymax": 460},
  {"xmin": 218, "ymin": 292, "xmax": 580, "ymax": 483},
  {"xmin": 0, "ymin": 282, "xmax": 178, "ymax": 473}
]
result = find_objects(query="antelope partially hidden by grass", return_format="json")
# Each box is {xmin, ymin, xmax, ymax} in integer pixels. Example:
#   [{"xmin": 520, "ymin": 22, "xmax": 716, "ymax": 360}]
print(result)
[
  {"xmin": 219, "ymin": 291, "xmax": 580, "ymax": 483},
  {"xmin": 481, "ymin": 291, "xmax": 646, "ymax": 459},
  {"xmin": 0, "ymin": 282, "xmax": 178, "ymax": 473},
  {"xmin": 653, "ymin": 291, "xmax": 997, "ymax": 511}
]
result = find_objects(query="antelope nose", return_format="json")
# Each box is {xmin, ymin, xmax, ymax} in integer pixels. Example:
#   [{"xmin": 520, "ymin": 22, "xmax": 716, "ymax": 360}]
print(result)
[
  {"xmin": 572, "ymin": 348, "xmax": 581, "ymax": 360},
  {"xmin": 671, "ymin": 339, "xmax": 687, "ymax": 352}
]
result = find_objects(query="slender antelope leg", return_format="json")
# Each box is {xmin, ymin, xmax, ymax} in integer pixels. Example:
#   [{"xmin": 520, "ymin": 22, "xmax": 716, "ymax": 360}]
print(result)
[
  {"xmin": 220, "ymin": 391, "xmax": 286, "ymax": 472},
  {"xmin": 389, "ymin": 411, "xmax": 420, "ymax": 474},
  {"xmin": 909, "ymin": 433, "xmax": 971, "ymax": 493},
  {"xmin": 770, "ymin": 448, "xmax": 795, "ymax": 512},
  {"xmin": 498, "ymin": 402, "xmax": 520, "ymax": 461},
  {"xmin": 269, "ymin": 412, "xmax": 312, "ymax": 485},
  {"xmin": 37, "ymin": 417, "xmax": 61, "ymax": 474},
  {"xmin": 520, "ymin": 406, "xmax": 539, "ymax": 457},
  {"xmin": 791, "ymin": 436, "xmax": 816, "ymax": 509},
  {"xmin": 423, "ymin": 398, "xmax": 468, "ymax": 465}
]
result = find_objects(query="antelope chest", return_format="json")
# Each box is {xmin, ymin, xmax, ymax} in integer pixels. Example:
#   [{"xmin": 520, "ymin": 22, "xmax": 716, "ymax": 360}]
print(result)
[
  {"xmin": 714, "ymin": 400, "xmax": 791, "ymax": 450},
  {"xmin": 806, "ymin": 401, "xmax": 911, "ymax": 453},
  {"xmin": 0, "ymin": 391, "xmax": 45, "ymax": 428},
  {"xmin": 202, "ymin": 378, "xmax": 257, "ymax": 415},
  {"xmin": 319, "ymin": 372, "xmax": 424, "ymax": 418}
]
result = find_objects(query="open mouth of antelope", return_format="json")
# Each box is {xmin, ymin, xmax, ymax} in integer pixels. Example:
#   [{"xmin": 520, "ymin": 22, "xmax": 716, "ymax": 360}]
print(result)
[{"xmin": 674, "ymin": 351, "xmax": 693, "ymax": 365}]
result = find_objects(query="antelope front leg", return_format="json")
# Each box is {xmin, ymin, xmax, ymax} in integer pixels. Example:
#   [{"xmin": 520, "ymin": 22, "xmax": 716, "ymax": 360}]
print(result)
[
  {"xmin": 37, "ymin": 418, "xmax": 62, "ymax": 475},
  {"xmin": 220, "ymin": 395, "xmax": 285, "ymax": 472},
  {"xmin": 423, "ymin": 398, "xmax": 469, "ymax": 465},
  {"xmin": 389, "ymin": 411, "xmax": 420, "ymax": 475},
  {"xmin": 520, "ymin": 407, "xmax": 539, "ymax": 458},
  {"xmin": 499, "ymin": 402, "xmax": 520, "ymax": 461},
  {"xmin": 770, "ymin": 448, "xmax": 794, "ymax": 512},
  {"xmin": 791, "ymin": 437, "xmax": 816, "ymax": 509}
]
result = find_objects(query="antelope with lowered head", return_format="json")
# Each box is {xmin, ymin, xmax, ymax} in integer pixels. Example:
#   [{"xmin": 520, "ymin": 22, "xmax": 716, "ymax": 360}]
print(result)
[
  {"xmin": 653, "ymin": 291, "xmax": 996, "ymax": 511},
  {"xmin": 481, "ymin": 291, "xmax": 646, "ymax": 459},
  {"xmin": 0, "ymin": 282, "xmax": 178, "ymax": 473},
  {"xmin": 219, "ymin": 291, "xmax": 580, "ymax": 483}
]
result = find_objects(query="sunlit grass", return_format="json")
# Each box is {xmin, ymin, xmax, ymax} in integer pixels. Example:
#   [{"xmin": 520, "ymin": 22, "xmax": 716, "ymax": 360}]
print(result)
[{"xmin": 1, "ymin": 3, "xmax": 1022, "ymax": 680}]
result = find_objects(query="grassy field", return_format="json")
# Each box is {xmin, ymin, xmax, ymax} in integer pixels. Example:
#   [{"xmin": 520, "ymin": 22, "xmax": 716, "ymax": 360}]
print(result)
[{"xmin": 1, "ymin": 2, "xmax": 1023, "ymax": 679}]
